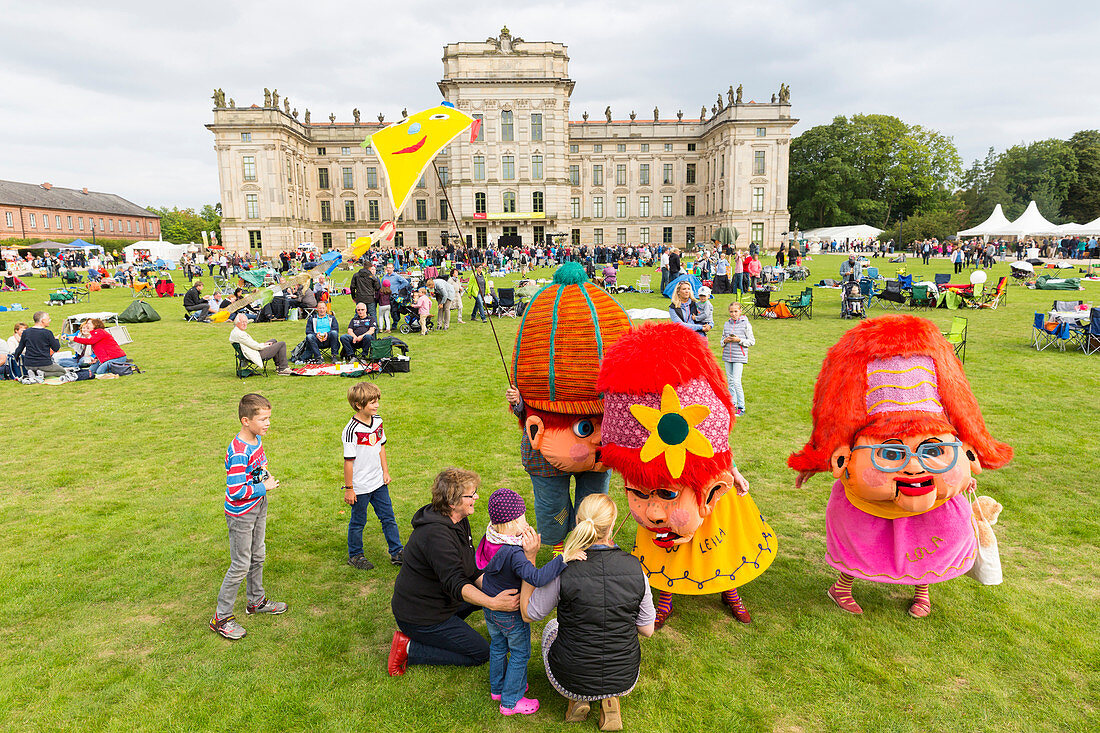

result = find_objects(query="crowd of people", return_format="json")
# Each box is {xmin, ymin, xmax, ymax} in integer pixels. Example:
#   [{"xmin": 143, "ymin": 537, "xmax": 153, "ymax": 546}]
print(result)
[{"xmin": 0, "ymin": 311, "xmax": 129, "ymax": 382}]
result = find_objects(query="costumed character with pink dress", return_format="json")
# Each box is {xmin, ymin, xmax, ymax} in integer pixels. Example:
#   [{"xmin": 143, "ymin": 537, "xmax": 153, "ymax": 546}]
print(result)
[
  {"xmin": 506, "ymin": 263, "xmax": 632, "ymax": 553},
  {"xmin": 598, "ymin": 322, "xmax": 776, "ymax": 627},
  {"xmin": 789, "ymin": 315, "xmax": 1012, "ymax": 618}
]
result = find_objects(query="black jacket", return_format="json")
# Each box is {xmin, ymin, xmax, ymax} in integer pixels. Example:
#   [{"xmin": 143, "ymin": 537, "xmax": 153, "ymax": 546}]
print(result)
[
  {"xmin": 12, "ymin": 327, "xmax": 61, "ymax": 368},
  {"xmin": 548, "ymin": 547, "xmax": 646, "ymax": 697},
  {"xmin": 391, "ymin": 505, "xmax": 479, "ymax": 626},
  {"xmin": 183, "ymin": 286, "xmax": 204, "ymax": 309},
  {"xmin": 350, "ymin": 268, "xmax": 381, "ymax": 305}
]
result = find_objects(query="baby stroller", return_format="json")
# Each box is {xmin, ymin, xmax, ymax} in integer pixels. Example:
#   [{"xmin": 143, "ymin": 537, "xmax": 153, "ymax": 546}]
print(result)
[
  {"xmin": 392, "ymin": 293, "xmax": 434, "ymax": 333},
  {"xmin": 840, "ymin": 278, "xmax": 867, "ymax": 319}
]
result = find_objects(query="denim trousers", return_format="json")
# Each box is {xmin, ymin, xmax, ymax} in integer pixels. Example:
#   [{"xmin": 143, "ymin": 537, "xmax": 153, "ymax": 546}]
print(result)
[
  {"xmin": 93, "ymin": 357, "xmax": 127, "ymax": 375},
  {"xmin": 339, "ymin": 334, "xmax": 371, "ymax": 360},
  {"xmin": 470, "ymin": 297, "xmax": 488, "ymax": 321},
  {"xmin": 216, "ymin": 497, "xmax": 266, "ymax": 617},
  {"xmin": 347, "ymin": 484, "xmax": 403, "ymax": 558},
  {"xmin": 485, "ymin": 608, "xmax": 532, "ymax": 707},
  {"xmin": 527, "ymin": 470, "xmax": 610, "ymax": 546},
  {"xmin": 306, "ymin": 332, "xmax": 337, "ymax": 359},
  {"xmin": 397, "ymin": 602, "xmax": 489, "ymax": 667},
  {"xmin": 724, "ymin": 361, "xmax": 745, "ymax": 410}
]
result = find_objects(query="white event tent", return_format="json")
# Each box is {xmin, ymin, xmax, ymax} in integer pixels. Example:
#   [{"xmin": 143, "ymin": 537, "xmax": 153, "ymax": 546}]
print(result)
[
  {"xmin": 958, "ymin": 201, "xmax": 1064, "ymax": 238},
  {"xmin": 957, "ymin": 204, "xmax": 1014, "ymax": 237},
  {"xmin": 124, "ymin": 240, "xmax": 190, "ymax": 267},
  {"xmin": 800, "ymin": 224, "xmax": 883, "ymax": 241}
]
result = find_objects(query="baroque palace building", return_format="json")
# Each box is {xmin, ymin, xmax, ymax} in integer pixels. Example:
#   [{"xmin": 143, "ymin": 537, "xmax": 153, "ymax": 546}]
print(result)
[{"xmin": 207, "ymin": 27, "xmax": 796, "ymax": 256}]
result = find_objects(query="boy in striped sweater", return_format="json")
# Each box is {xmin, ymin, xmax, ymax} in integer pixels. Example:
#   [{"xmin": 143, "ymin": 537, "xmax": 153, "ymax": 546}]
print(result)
[{"xmin": 210, "ymin": 393, "xmax": 288, "ymax": 640}]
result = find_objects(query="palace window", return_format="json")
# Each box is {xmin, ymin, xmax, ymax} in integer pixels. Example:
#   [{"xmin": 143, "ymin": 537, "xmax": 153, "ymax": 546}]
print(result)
[
  {"xmin": 347, "ymin": 232, "xmax": 356, "ymax": 247},
  {"xmin": 322, "ymin": 232, "xmax": 332, "ymax": 249},
  {"xmin": 342, "ymin": 167, "xmax": 354, "ymax": 189},
  {"xmin": 473, "ymin": 156, "xmax": 486, "ymax": 181},
  {"xmin": 570, "ymin": 144, "xmax": 578, "ymax": 153},
  {"xmin": 686, "ymin": 163, "xmax": 696, "ymax": 184},
  {"xmin": 753, "ymin": 150, "xmax": 766, "ymax": 176},
  {"xmin": 416, "ymin": 199, "xmax": 427, "ymax": 221},
  {"xmin": 662, "ymin": 195, "xmax": 673, "ymax": 217},
  {"xmin": 368, "ymin": 200, "xmax": 380, "ymax": 221},
  {"xmin": 531, "ymin": 113, "xmax": 543, "ymax": 141},
  {"xmin": 688, "ymin": 143, "xmax": 696, "ymax": 151},
  {"xmin": 318, "ymin": 167, "xmax": 330, "ymax": 189},
  {"xmin": 593, "ymin": 144, "xmax": 602, "ymax": 153},
  {"xmin": 502, "ymin": 155, "xmax": 515, "ymax": 180},
  {"xmin": 342, "ymin": 146, "xmax": 351, "ymax": 155},
  {"xmin": 249, "ymin": 230, "xmax": 263, "ymax": 250},
  {"xmin": 571, "ymin": 228, "xmax": 580, "ymax": 246},
  {"xmin": 532, "ymin": 191, "xmax": 544, "ymax": 213},
  {"xmin": 663, "ymin": 164, "xmax": 673, "ymax": 185},
  {"xmin": 616, "ymin": 196, "xmax": 626, "ymax": 218},
  {"xmin": 593, "ymin": 196, "xmax": 604, "ymax": 218},
  {"xmin": 246, "ymin": 193, "xmax": 259, "ymax": 218},
  {"xmin": 476, "ymin": 226, "xmax": 487, "ymax": 247},
  {"xmin": 501, "ymin": 110, "xmax": 514, "ymax": 141},
  {"xmin": 320, "ymin": 200, "xmax": 332, "ymax": 222},
  {"xmin": 475, "ymin": 192, "xmax": 487, "ymax": 214},
  {"xmin": 532, "ymin": 154, "xmax": 543, "ymax": 180},
  {"xmin": 365, "ymin": 167, "xmax": 376, "ymax": 188},
  {"xmin": 663, "ymin": 226, "xmax": 673, "ymax": 244},
  {"xmin": 640, "ymin": 227, "xmax": 649, "ymax": 244},
  {"xmin": 503, "ymin": 192, "xmax": 516, "ymax": 213},
  {"xmin": 686, "ymin": 227, "xmax": 695, "ymax": 245},
  {"xmin": 438, "ymin": 166, "xmax": 449, "ymax": 185},
  {"xmin": 617, "ymin": 227, "xmax": 626, "ymax": 244},
  {"xmin": 593, "ymin": 228, "xmax": 603, "ymax": 245},
  {"xmin": 752, "ymin": 187, "xmax": 765, "ymax": 212},
  {"xmin": 756, "ymin": 127, "xmax": 766, "ymax": 137},
  {"xmin": 569, "ymin": 165, "xmax": 580, "ymax": 185},
  {"xmin": 344, "ymin": 200, "xmax": 356, "ymax": 221},
  {"xmin": 418, "ymin": 231, "xmax": 428, "ymax": 247},
  {"xmin": 241, "ymin": 132, "xmax": 251, "ymax": 142},
  {"xmin": 472, "ymin": 115, "xmax": 483, "ymax": 142},
  {"xmin": 639, "ymin": 164, "xmax": 650, "ymax": 186},
  {"xmin": 592, "ymin": 165, "xmax": 603, "ymax": 186},
  {"xmin": 317, "ymin": 147, "xmax": 326, "ymax": 155},
  {"xmin": 639, "ymin": 196, "xmax": 650, "ymax": 217},
  {"xmin": 617, "ymin": 143, "xmax": 625, "ymax": 152},
  {"xmin": 664, "ymin": 143, "xmax": 673, "ymax": 151},
  {"xmin": 616, "ymin": 164, "xmax": 626, "ymax": 186},
  {"xmin": 242, "ymin": 156, "xmax": 256, "ymax": 181},
  {"xmin": 641, "ymin": 144, "xmax": 649, "ymax": 152},
  {"xmin": 440, "ymin": 199, "xmax": 449, "ymax": 220},
  {"xmin": 534, "ymin": 224, "xmax": 544, "ymax": 245},
  {"xmin": 571, "ymin": 197, "xmax": 580, "ymax": 218},
  {"xmin": 751, "ymin": 222, "xmax": 764, "ymax": 245},
  {"xmin": 685, "ymin": 196, "xmax": 695, "ymax": 216}
]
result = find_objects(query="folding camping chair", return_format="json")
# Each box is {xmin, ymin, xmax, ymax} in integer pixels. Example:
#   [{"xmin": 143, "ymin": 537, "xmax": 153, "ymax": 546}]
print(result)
[
  {"xmin": 942, "ymin": 316, "xmax": 968, "ymax": 363},
  {"xmin": 495, "ymin": 288, "xmax": 519, "ymax": 318},
  {"xmin": 1033, "ymin": 313, "xmax": 1057, "ymax": 351},
  {"xmin": 873, "ymin": 280, "xmax": 907, "ymax": 309},
  {"xmin": 934, "ymin": 273, "xmax": 951, "ymax": 287},
  {"xmin": 232, "ymin": 343, "xmax": 267, "ymax": 378},
  {"xmin": 785, "ymin": 288, "xmax": 813, "ymax": 320},
  {"xmin": 1083, "ymin": 308, "xmax": 1100, "ymax": 356},
  {"xmin": 635, "ymin": 274, "xmax": 652, "ymax": 293},
  {"xmin": 909, "ymin": 284, "xmax": 935, "ymax": 311},
  {"xmin": 1053, "ymin": 321, "xmax": 1086, "ymax": 352},
  {"xmin": 366, "ymin": 337, "xmax": 396, "ymax": 377},
  {"xmin": 747, "ymin": 290, "xmax": 775, "ymax": 319},
  {"xmin": 978, "ymin": 277, "xmax": 1008, "ymax": 309}
]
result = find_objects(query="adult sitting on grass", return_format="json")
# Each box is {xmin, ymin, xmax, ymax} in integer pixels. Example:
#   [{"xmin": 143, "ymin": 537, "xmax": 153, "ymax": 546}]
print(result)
[
  {"xmin": 229, "ymin": 314, "xmax": 291, "ymax": 375},
  {"xmin": 183, "ymin": 281, "xmax": 211, "ymax": 321},
  {"xmin": 340, "ymin": 302, "xmax": 376, "ymax": 362},
  {"xmin": 71, "ymin": 318, "xmax": 128, "ymax": 377},
  {"xmin": 11, "ymin": 311, "xmax": 66, "ymax": 379},
  {"xmin": 305, "ymin": 301, "xmax": 339, "ymax": 362},
  {"xmin": 520, "ymin": 494, "xmax": 654, "ymax": 731},
  {"xmin": 387, "ymin": 468, "xmax": 522, "ymax": 676}
]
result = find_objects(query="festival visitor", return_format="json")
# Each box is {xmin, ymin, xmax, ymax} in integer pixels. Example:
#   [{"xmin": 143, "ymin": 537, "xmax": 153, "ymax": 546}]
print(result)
[
  {"xmin": 7, "ymin": 323, "xmax": 27, "ymax": 353},
  {"xmin": 229, "ymin": 314, "xmax": 291, "ymax": 375},
  {"xmin": 476, "ymin": 488, "xmax": 570, "ymax": 716},
  {"xmin": 71, "ymin": 318, "xmax": 127, "ymax": 376},
  {"xmin": 183, "ymin": 281, "xmax": 211, "ymax": 321},
  {"xmin": 387, "ymin": 468, "xmax": 521, "ymax": 676},
  {"xmin": 433, "ymin": 276, "xmax": 452, "ymax": 331},
  {"xmin": 210, "ymin": 393, "xmax": 287, "ymax": 640},
  {"xmin": 470, "ymin": 265, "xmax": 489, "ymax": 323},
  {"xmin": 340, "ymin": 303, "xmax": 376, "ymax": 361},
  {"xmin": 377, "ymin": 283, "xmax": 393, "ymax": 332},
  {"xmin": 449, "ymin": 271, "xmax": 465, "ymax": 324},
  {"xmin": 342, "ymin": 382, "xmax": 402, "ymax": 570},
  {"xmin": 11, "ymin": 311, "xmax": 65, "ymax": 378},
  {"xmin": 746, "ymin": 254, "xmax": 762, "ymax": 291},
  {"xmin": 520, "ymin": 494, "xmax": 654, "ymax": 731},
  {"xmin": 721, "ymin": 301, "xmax": 754, "ymax": 417},
  {"xmin": 350, "ymin": 262, "xmax": 382, "ymax": 323},
  {"xmin": 414, "ymin": 286, "xmax": 432, "ymax": 335},
  {"xmin": 305, "ymin": 301, "xmax": 339, "ymax": 361},
  {"xmin": 668, "ymin": 281, "xmax": 708, "ymax": 335},
  {"xmin": 693, "ymin": 286, "xmax": 714, "ymax": 329}
]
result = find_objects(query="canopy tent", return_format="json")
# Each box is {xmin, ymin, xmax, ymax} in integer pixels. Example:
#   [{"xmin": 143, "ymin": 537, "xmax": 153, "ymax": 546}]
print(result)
[
  {"xmin": 800, "ymin": 225, "xmax": 883, "ymax": 242},
  {"xmin": 957, "ymin": 204, "xmax": 1014, "ymax": 237},
  {"xmin": 64, "ymin": 238, "xmax": 104, "ymax": 252},
  {"xmin": 712, "ymin": 226, "xmax": 739, "ymax": 246},
  {"xmin": 15, "ymin": 241, "xmax": 69, "ymax": 250},
  {"xmin": 1004, "ymin": 201, "xmax": 1061, "ymax": 236},
  {"xmin": 124, "ymin": 240, "xmax": 190, "ymax": 267},
  {"xmin": 1077, "ymin": 216, "xmax": 1100, "ymax": 235}
]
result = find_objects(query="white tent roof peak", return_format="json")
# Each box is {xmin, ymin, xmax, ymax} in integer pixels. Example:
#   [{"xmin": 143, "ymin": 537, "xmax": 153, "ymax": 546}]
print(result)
[
  {"xmin": 1006, "ymin": 200, "xmax": 1060, "ymax": 236},
  {"xmin": 958, "ymin": 203, "xmax": 1015, "ymax": 237}
]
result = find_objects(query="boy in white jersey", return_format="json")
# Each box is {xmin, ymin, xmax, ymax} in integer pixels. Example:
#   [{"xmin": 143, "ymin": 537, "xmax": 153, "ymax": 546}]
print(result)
[{"xmin": 343, "ymin": 382, "xmax": 403, "ymax": 569}]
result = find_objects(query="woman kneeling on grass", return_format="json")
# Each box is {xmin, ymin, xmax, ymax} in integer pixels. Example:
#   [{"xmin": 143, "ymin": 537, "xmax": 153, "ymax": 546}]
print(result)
[
  {"xmin": 387, "ymin": 468, "xmax": 522, "ymax": 675},
  {"xmin": 71, "ymin": 318, "xmax": 127, "ymax": 377},
  {"xmin": 520, "ymin": 494, "xmax": 655, "ymax": 731}
]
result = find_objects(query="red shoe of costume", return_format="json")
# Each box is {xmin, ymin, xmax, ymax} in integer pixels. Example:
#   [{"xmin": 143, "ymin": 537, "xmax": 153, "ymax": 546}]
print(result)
[
  {"xmin": 388, "ymin": 630, "xmax": 410, "ymax": 676},
  {"xmin": 724, "ymin": 594, "xmax": 752, "ymax": 624}
]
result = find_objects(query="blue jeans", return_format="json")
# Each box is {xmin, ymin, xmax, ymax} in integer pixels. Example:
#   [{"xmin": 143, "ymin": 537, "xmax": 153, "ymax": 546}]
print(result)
[
  {"xmin": 485, "ymin": 609, "xmax": 531, "ymax": 707},
  {"xmin": 527, "ymin": 470, "xmax": 610, "ymax": 546},
  {"xmin": 94, "ymin": 357, "xmax": 126, "ymax": 375},
  {"xmin": 397, "ymin": 602, "xmax": 489, "ymax": 667},
  {"xmin": 347, "ymin": 484, "xmax": 403, "ymax": 559},
  {"xmin": 725, "ymin": 361, "xmax": 745, "ymax": 410},
  {"xmin": 470, "ymin": 296, "xmax": 488, "ymax": 321},
  {"xmin": 306, "ymin": 331, "xmax": 338, "ymax": 359},
  {"xmin": 340, "ymin": 334, "xmax": 372, "ymax": 360}
]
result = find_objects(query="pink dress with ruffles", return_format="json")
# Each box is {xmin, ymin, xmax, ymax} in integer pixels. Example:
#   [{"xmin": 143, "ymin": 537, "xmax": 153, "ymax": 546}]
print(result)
[{"xmin": 825, "ymin": 480, "xmax": 976, "ymax": 585}]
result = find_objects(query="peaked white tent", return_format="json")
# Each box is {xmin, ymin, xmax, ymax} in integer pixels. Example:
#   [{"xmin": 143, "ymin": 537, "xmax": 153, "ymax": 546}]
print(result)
[
  {"xmin": 1004, "ymin": 201, "xmax": 1061, "ymax": 236},
  {"xmin": 801, "ymin": 224, "xmax": 883, "ymax": 241},
  {"xmin": 1077, "ymin": 216, "xmax": 1100, "ymax": 235},
  {"xmin": 957, "ymin": 204, "xmax": 1014, "ymax": 237}
]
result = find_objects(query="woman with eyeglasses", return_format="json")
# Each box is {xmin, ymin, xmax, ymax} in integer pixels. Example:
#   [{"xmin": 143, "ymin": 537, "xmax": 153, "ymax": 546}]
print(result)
[{"xmin": 387, "ymin": 468, "xmax": 525, "ymax": 676}]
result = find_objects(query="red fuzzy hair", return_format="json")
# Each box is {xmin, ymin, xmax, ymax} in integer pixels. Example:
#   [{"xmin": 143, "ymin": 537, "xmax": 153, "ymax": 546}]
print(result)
[
  {"xmin": 788, "ymin": 315, "xmax": 1012, "ymax": 474},
  {"xmin": 598, "ymin": 322, "xmax": 735, "ymax": 493}
]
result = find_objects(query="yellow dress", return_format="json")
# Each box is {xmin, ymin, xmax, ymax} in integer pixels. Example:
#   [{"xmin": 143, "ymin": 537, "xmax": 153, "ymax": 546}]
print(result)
[{"xmin": 631, "ymin": 492, "xmax": 776, "ymax": 595}]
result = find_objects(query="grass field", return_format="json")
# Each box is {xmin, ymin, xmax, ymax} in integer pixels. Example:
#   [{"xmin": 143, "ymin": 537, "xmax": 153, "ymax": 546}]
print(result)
[{"xmin": 1, "ymin": 255, "xmax": 1097, "ymax": 732}]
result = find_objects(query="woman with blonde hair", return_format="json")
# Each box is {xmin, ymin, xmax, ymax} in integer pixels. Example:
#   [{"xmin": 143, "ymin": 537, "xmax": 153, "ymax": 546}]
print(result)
[
  {"xmin": 668, "ymin": 280, "xmax": 709, "ymax": 335},
  {"xmin": 521, "ymin": 494, "xmax": 655, "ymax": 731}
]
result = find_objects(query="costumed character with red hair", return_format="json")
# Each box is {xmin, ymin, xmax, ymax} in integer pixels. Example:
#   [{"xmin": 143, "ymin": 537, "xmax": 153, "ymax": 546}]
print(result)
[
  {"xmin": 598, "ymin": 322, "xmax": 776, "ymax": 627},
  {"xmin": 506, "ymin": 263, "xmax": 632, "ymax": 553},
  {"xmin": 789, "ymin": 315, "xmax": 1012, "ymax": 618}
]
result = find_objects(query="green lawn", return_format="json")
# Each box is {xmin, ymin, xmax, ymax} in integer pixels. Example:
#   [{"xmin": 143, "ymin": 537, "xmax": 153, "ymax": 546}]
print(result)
[{"xmin": 0, "ymin": 255, "xmax": 1097, "ymax": 732}]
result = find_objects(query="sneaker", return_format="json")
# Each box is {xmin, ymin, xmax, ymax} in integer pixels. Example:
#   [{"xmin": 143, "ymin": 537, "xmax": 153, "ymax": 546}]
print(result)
[
  {"xmin": 33, "ymin": 370, "xmax": 45, "ymax": 384},
  {"xmin": 210, "ymin": 613, "xmax": 246, "ymax": 640},
  {"xmin": 347, "ymin": 555, "xmax": 375, "ymax": 570},
  {"xmin": 500, "ymin": 697, "xmax": 539, "ymax": 716},
  {"xmin": 388, "ymin": 630, "xmax": 411, "ymax": 676},
  {"xmin": 735, "ymin": 408, "xmax": 746, "ymax": 416},
  {"xmin": 246, "ymin": 597, "xmax": 287, "ymax": 615},
  {"xmin": 390, "ymin": 550, "xmax": 404, "ymax": 566}
]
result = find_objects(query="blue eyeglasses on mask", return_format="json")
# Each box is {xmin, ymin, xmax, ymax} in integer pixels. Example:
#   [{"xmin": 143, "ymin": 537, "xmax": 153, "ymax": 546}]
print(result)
[{"xmin": 851, "ymin": 441, "xmax": 962, "ymax": 474}]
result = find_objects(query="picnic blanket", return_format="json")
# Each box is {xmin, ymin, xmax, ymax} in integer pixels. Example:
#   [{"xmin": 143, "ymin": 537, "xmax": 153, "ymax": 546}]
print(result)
[{"xmin": 287, "ymin": 362, "xmax": 382, "ymax": 377}]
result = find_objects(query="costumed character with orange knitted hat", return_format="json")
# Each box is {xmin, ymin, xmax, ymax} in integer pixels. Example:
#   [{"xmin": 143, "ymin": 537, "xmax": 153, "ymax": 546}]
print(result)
[
  {"xmin": 789, "ymin": 315, "xmax": 1012, "ymax": 618},
  {"xmin": 597, "ymin": 321, "xmax": 776, "ymax": 627},
  {"xmin": 505, "ymin": 263, "xmax": 632, "ymax": 554}
]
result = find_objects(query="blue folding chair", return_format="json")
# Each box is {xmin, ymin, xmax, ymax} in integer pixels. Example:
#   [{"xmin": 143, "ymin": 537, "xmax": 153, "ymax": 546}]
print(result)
[
  {"xmin": 1084, "ymin": 308, "xmax": 1100, "ymax": 355},
  {"xmin": 1033, "ymin": 313, "xmax": 1056, "ymax": 351}
]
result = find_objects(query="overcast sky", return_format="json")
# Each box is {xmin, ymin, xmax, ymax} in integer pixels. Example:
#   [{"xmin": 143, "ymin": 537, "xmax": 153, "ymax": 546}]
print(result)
[{"xmin": 2, "ymin": 0, "xmax": 1096, "ymax": 210}]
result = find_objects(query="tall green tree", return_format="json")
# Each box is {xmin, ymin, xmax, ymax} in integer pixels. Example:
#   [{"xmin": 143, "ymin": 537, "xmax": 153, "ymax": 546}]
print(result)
[
  {"xmin": 789, "ymin": 114, "xmax": 961, "ymax": 229},
  {"xmin": 1061, "ymin": 130, "xmax": 1100, "ymax": 223},
  {"xmin": 959, "ymin": 139, "xmax": 1078, "ymax": 225},
  {"xmin": 147, "ymin": 205, "xmax": 221, "ymax": 244}
]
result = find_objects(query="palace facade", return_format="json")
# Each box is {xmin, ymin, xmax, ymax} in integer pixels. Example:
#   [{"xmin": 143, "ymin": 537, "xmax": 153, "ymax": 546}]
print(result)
[{"xmin": 206, "ymin": 28, "xmax": 796, "ymax": 256}]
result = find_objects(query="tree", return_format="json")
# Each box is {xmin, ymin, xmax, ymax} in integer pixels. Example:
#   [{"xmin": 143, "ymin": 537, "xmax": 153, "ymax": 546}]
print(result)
[
  {"xmin": 146, "ymin": 205, "xmax": 222, "ymax": 244},
  {"xmin": 958, "ymin": 139, "xmax": 1078, "ymax": 225},
  {"xmin": 789, "ymin": 114, "xmax": 961, "ymax": 229},
  {"xmin": 1061, "ymin": 130, "xmax": 1100, "ymax": 223}
]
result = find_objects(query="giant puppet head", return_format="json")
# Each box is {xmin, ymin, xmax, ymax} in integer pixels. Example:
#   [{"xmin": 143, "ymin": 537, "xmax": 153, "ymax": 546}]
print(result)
[
  {"xmin": 789, "ymin": 315, "xmax": 1012, "ymax": 518},
  {"xmin": 598, "ymin": 321, "xmax": 736, "ymax": 547},
  {"xmin": 511, "ymin": 263, "xmax": 632, "ymax": 473}
]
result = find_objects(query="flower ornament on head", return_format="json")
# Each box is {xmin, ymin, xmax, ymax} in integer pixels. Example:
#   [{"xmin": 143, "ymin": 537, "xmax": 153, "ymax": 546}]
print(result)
[{"xmin": 630, "ymin": 384, "xmax": 714, "ymax": 479}]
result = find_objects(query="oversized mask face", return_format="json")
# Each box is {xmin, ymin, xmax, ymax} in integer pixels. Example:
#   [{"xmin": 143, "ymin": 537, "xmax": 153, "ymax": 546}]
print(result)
[
  {"xmin": 832, "ymin": 432, "xmax": 981, "ymax": 514},
  {"xmin": 526, "ymin": 414, "xmax": 606, "ymax": 473},
  {"xmin": 624, "ymin": 472, "xmax": 732, "ymax": 547}
]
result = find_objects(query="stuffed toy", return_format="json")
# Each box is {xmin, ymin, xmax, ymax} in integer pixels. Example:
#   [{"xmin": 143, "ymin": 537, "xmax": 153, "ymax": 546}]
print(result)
[
  {"xmin": 598, "ymin": 321, "xmax": 775, "ymax": 627},
  {"xmin": 972, "ymin": 495, "xmax": 1002, "ymax": 547},
  {"xmin": 508, "ymin": 263, "xmax": 632, "ymax": 552},
  {"xmin": 789, "ymin": 315, "xmax": 1012, "ymax": 618}
]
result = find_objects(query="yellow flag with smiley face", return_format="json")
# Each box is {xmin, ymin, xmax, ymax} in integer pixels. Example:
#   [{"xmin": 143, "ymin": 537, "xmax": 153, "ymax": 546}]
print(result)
[{"xmin": 365, "ymin": 104, "xmax": 476, "ymax": 215}]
